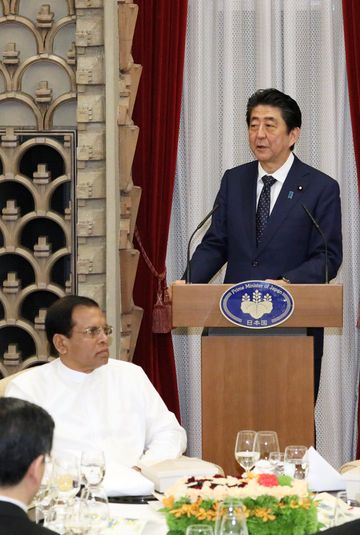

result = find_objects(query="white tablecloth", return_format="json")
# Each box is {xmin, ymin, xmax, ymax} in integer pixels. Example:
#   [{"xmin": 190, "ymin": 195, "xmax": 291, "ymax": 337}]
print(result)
[
  {"xmin": 106, "ymin": 502, "xmax": 167, "ymax": 535},
  {"xmin": 106, "ymin": 494, "xmax": 360, "ymax": 534}
]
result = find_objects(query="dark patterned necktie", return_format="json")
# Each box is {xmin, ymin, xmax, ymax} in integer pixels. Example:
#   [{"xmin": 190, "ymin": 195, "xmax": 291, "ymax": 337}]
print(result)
[{"xmin": 256, "ymin": 175, "xmax": 276, "ymax": 245}]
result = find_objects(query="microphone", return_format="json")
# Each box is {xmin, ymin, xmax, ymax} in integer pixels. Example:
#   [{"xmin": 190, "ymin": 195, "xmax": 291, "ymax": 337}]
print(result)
[
  {"xmin": 301, "ymin": 203, "xmax": 329, "ymax": 283},
  {"xmin": 186, "ymin": 204, "xmax": 219, "ymax": 284}
]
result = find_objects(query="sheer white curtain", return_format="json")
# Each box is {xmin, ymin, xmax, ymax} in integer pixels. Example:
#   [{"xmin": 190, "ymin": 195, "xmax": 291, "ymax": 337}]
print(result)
[{"xmin": 167, "ymin": 0, "xmax": 360, "ymax": 468}]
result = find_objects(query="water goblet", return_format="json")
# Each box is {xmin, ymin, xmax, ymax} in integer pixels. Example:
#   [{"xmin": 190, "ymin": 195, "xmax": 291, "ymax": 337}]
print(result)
[
  {"xmin": 215, "ymin": 499, "xmax": 248, "ymax": 535},
  {"xmin": 186, "ymin": 526, "xmax": 214, "ymax": 534},
  {"xmin": 34, "ymin": 455, "xmax": 54, "ymax": 524},
  {"xmin": 44, "ymin": 503, "xmax": 68, "ymax": 533},
  {"xmin": 65, "ymin": 498, "xmax": 90, "ymax": 535},
  {"xmin": 284, "ymin": 445, "xmax": 308, "ymax": 479},
  {"xmin": 81, "ymin": 483, "xmax": 108, "ymax": 505},
  {"xmin": 254, "ymin": 431, "xmax": 279, "ymax": 461},
  {"xmin": 51, "ymin": 452, "xmax": 81, "ymax": 504},
  {"xmin": 333, "ymin": 491, "xmax": 360, "ymax": 527},
  {"xmin": 80, "ymin": 450, "xmax": 106, "ymax": 490},
  {"xmin": 84, "ymin": 498, "xmax": 110, "ymax": 534},
  {"xmin": 269, "ymin": 451, "xmax": 284, "ymax": 475},
  {"xmin": 234, "ymin": 430, "xmax": 259, "ymax": 475}
]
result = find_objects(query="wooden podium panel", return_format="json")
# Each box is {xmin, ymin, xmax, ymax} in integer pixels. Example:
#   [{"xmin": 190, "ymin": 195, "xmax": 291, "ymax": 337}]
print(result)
[
  {"xmin": 201, "ymin": 335, "xmax": 314, "ymax": 476},
  {"xmin": 172, "ymin": 283, "xmax": 343, "ymax": 328}
]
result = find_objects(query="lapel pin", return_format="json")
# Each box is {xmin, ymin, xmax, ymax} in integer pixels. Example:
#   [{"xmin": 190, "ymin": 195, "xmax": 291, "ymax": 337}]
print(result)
[
  {"xmin": 297, "ymin": 185, "xmax": 303, "ymax": 191},
  {"xmin": 288, "ymin": 191, "xmax": 294, "ymax": 199}
]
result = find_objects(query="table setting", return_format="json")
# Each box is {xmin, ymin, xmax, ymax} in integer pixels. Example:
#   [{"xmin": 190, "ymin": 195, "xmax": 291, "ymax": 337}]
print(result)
[{"xmin": 30, "ymin": 434, "xmax": 360, "ymax": 534}]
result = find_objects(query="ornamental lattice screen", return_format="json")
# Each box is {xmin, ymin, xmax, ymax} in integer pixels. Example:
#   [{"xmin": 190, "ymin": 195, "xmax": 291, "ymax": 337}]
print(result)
[
  {"xmin": 0, "ymin": 0, "xmax": 144, "ymax": 376},
  {"xmin": 0, "ymin": 130, "xmax": 76, "ymax": 375}
]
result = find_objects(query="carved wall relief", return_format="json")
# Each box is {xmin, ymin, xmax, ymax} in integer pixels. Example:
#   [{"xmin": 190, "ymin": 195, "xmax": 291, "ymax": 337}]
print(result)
[
  {"xmin": 118, "ymin": 0, "xmax": 143, "ymax": 362},
  {"xmin": 0, "ymin": 0, "xmax": 144, "ymax": 373}
]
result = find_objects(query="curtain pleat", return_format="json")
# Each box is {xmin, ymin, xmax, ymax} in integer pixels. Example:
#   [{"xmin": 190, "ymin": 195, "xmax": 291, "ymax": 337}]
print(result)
[
  {"xmin": 342, "ymin": 0, "xmax": 360, "ymax": 198},
  {"xmin": 342, "ymin": 0, "xmax": 360, "ymax": 458},
  {"xmin": 131, "ymin": 0, "xmax": 188, "ymax": 419}
]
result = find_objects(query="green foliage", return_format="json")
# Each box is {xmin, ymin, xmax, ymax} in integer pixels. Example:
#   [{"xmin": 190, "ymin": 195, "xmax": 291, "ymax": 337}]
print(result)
[
  {"xmin": 163, "ymin": 494, "xmax": 321, "ymax": 535},
  {"xmin": 277, "ymin": 474, "xmax": 293, "ymax": 486}
]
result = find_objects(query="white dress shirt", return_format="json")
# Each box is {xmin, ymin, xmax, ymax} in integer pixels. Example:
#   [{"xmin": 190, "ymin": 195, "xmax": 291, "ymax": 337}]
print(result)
[
  {"xmin": 256, "ymin": 152, "xmax": 295, "ymax": 213},
  {"xmin": 6, "ymin": 358, "xmax": 187, "ymax": 494}
]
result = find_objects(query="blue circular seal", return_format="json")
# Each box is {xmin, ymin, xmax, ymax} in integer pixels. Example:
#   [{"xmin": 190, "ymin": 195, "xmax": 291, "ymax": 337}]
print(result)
[{"xmin": 220, "ymin": 280, "xmax": 294, "ymax": 329}]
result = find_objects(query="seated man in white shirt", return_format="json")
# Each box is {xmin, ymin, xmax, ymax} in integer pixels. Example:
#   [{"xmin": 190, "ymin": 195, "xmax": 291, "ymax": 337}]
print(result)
[
  {"xmin": 0, "ymin": 397, "xmax": 57, "ymax": 535},
  {"xmin": 6, "ymin": 295, "xmax": 187, "ymax": 496}
]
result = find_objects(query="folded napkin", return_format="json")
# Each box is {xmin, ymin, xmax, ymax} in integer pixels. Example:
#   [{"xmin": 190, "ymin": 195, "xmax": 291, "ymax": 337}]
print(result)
[
  {"xmin": 307, "ymin": 447, "xmax": 346, "ymax": 492},
  {"xmin": 342, "ymin": 466, "xmax": 360, "ymax": 501},
  {"xmin": 141, "ymin": 456, "xmax": 222, "ymax": 492},
  {"xmin": 103, "ymin": 464, "xmax": 155, "ymax": 497},
  {"xmin": 316, "ymin": 492, "xmax": 360, "ymax": 529}
]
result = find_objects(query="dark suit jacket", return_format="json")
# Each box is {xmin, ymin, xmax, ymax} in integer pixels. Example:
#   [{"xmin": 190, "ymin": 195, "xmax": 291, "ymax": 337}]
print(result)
[
  {"xmin": 0, "ymin": 500, "xmax": 58, "ymax": 535},
  {"xmin": 318, "ymin": 519, "xmax": 360, "ymax": 534},
  {"xmin": 188, "ymin": 156, "xmax": 342, "ymax": 284}
]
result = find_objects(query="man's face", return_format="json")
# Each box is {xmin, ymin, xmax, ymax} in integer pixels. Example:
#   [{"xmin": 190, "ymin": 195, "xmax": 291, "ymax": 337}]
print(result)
[
  {"xmin": 55, "ymin": 305, "xmax": 110, "ymax": 373},
  {"xmin": 248, "ymin": 105, "xmax": 300, "ymax": 173}
]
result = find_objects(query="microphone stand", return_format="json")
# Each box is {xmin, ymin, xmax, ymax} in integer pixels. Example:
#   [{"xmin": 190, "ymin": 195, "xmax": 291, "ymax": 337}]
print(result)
[
  {"xmin": 186, "ymin": 204, "xmax": 219, "ymax": 284},
  {"xmin": 302, "ymin": 204, "xmax": 329, "ymax": 284}
]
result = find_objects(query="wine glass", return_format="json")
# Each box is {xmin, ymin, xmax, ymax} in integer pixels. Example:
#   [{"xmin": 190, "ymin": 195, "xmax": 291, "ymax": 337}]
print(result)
[
  {"xmin": 234, "ymin": 430, "xmax": 259, "ymax": 475},
  {"xmin": 84, "ymin": 498, "xmax": 110, "ymax": 534},
  {"xmin": 51, "ymin": 452, "xmax": 81, "ymax": 504},
  {"xmin": 81, "ymin": 484, "xmax": 108, "ymax": 505},
  {"xmin": 334, "ymin": 491, "xmax": 360, "ymax": 526},
  {"xmin": 254, "ymin": 431, "xmax": 279, "ymax": 461},
  {"xmin": 80, "ymin": 450, "xmax": 106, "ymax": 490},
  {"xmin": 269, "ymin": 451, "xmax": 284, "ymax": 475},
  {"xmin": 215, "ymin": 499, "xmax": 248, "ymax": 535},
  {"xmin": 65, "ymin": 498, "xmax": 90, "ymax": 535},
  {"xmin": 186, "ymin": 526, "xmax": 214, "ymax": 534},
  {"xmin": 44, "ymin": 503, "xmax": 68, "ymax": 533},
  {"xmin": 34, "ymin": 455, "xmax": 54, "ymax": 524},
  {"xmin": 284, "ymin": 445, "xmax": 308, "ymax": 479}
]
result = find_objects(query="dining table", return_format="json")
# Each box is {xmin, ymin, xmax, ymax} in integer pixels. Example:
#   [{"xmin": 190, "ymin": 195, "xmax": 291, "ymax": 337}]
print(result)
[
  {"xmin": 105, "ymin": 501, "xmax": 167, "ymax": 535},
  {"xmin": 103, "ymin": 492, "xmax": 360, "ymax": 534}
]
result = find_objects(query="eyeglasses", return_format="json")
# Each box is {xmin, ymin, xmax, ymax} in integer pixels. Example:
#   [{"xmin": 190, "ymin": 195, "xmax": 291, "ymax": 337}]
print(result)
[{"xmin": 73, "ymin": 325, "xmax": 113, "ymax": 338}]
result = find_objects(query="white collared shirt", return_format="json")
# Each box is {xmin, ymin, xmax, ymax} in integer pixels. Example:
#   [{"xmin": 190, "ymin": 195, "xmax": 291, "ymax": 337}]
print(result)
[
  {"xmin": 5, "ymin": 358, "xmax": 187, "ymax": 495},
  {"xmin": 0, "ymin": 495, "xmax": 28, "ymax": 513},
  {"xmin": 256, "ymin": 152, "xmax": 294, "ymax": 213}
]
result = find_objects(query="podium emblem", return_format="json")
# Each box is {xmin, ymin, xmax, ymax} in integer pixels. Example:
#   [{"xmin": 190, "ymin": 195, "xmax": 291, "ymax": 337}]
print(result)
[{"xmin": 220, "ymin": 280, "xmax": 294, "ymax": 328}]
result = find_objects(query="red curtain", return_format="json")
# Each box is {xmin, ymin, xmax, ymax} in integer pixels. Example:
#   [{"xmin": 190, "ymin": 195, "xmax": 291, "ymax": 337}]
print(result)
[
  {"xmin": 131, "ymin": 0, "xmax": 188, "ymax": 419},
  {"xmin": 342, "ymin": 0, "xmax": 360, "ymax": 457},
  {"xmin": 343, "ymin": 1, "xmax": 360, "ymax": 196}
]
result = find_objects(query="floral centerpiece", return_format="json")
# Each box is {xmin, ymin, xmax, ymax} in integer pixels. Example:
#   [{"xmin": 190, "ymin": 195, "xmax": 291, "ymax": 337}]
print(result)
[{"xmin": 161, "ymin": 473, "xmax": 321, "ymax": 535}]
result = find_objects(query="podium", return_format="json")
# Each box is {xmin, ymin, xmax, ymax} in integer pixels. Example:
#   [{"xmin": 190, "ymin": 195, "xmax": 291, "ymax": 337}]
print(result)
[{"xmin": 172, "ymin": 283, "xmax": 343, "ymax": 475}]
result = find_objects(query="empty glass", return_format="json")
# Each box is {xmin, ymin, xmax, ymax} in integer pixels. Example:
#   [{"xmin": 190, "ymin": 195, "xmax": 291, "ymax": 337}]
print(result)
[
  {"xmin": 65, "ymin": 498, "xmax": 90, "ymax": 534},
  {"xmin": 84, "ymin": 498, "xmax": 109, "ymax": 534},
  {"xmin": 269, "ymin": 451, "xmax": 284, "ymax": 475},
  {"xmin": 44, "ymin": 503, "xmax": 68, "ymax": 533},
  {"xmin": 81, "ymin": 483, "xmax": 108, "ymax": 504},
  {"xmin": 333, "ymin": 491, "xmax": 360, "ymax": 526},
  {"xmin": 284, "ymin": 445, "xmax": 308, "ymax": 479},
  {"xmin": 215, "ymin": 499, "xmax": 248, "ymax": 535},
  {"xmin": 254, "ymin": 431, "xmax": 279, "ymax": 461},
  {"xmin": 34, "ymin": 455, "xmax": 54, "ymax": 524},
  {"xmin": 186, "ymin": 526, "xmax": 214, "ymax": 534}
]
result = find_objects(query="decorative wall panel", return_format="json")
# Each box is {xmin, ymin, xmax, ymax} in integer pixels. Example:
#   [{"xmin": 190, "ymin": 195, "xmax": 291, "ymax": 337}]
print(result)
[
  {"xmin": 0, "ymin": 0, "xmax": 144, "ymax": 373},
  {"xmin": 0, "ymin": 1, "xmax": 76, "ymax": 376},
  {"xmin": 75, "ymin": 0, "xmax": 106, "ymax": 308},
  {"xmin": 118, "ymin": 0, "xmax": 143, "ymax": 362},
  {"xmin": 0, "ymin": 129, "xmax": 76, "ymax": 376}
]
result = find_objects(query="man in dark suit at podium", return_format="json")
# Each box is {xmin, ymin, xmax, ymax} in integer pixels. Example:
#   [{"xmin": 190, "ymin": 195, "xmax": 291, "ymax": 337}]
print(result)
[
  {"xmin": 186, "ymin": 88, "xmax": 342, "ymax": 401},
  {"xmin": 0, "ymin": 397, "xmax": 57, "ymax": 535}
]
